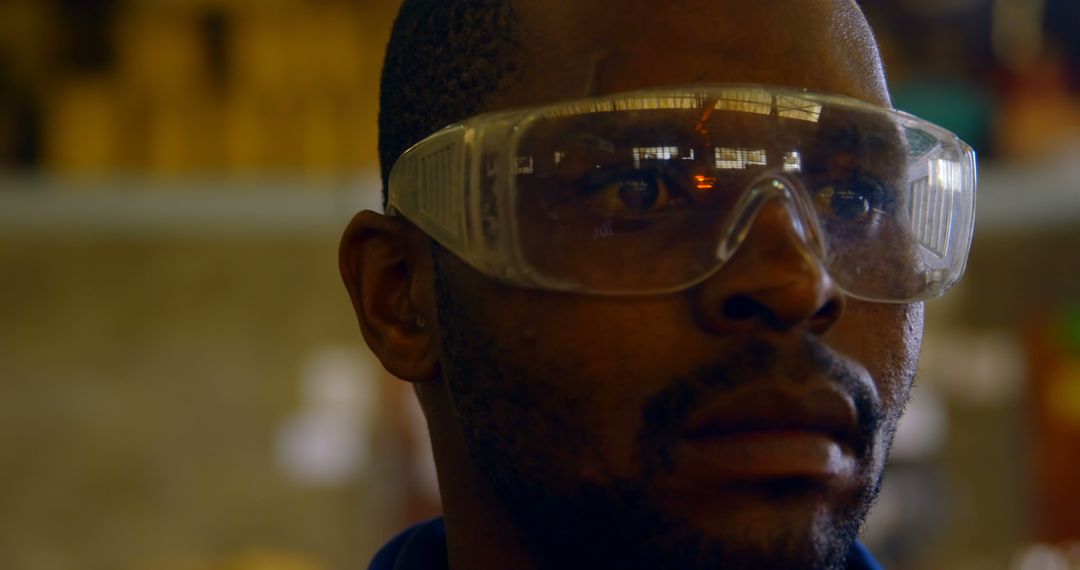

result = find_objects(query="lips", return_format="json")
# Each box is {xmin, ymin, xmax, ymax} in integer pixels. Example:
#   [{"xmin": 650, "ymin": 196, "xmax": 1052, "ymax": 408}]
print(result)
[
  {"xmin": 681, "ymin": 386, "xmax": 860, "ymax": 446},
  {"xmin": 671, "ymin": 385, "xmax": 864, "ymax": 481}
]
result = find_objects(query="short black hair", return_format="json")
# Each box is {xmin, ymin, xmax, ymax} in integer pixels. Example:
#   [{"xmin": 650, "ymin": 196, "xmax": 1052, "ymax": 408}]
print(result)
[{"xmin": 378, "ymin": 0, "xmax": 523, "ymax": 208}]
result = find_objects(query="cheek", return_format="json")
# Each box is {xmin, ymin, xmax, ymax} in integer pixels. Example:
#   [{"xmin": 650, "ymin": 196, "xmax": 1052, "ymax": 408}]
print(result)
[
  {"xmin": 830, "ymin": 301, "xmax": 924, "ymax": 416},
  {"xmin": 476, "ymin": 293, "xmax": 691, "ymax": 474},
  {"xmin": 826, "ymin": 301, "xmax": 924, "ymax": 481},
  {"xmin": 879, "ymin": 302, "xmax": 924, "ymax": 411}
]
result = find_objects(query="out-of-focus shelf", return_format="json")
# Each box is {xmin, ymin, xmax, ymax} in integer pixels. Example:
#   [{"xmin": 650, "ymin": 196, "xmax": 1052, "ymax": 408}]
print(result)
[
  {"xmin": 0, "ymin": 160, "xmax": 1077, "ymax": 237},
  {"xmin": 977, "ymin": 158, "xmax": 1080, "ymax": 233},
  {"xmin": 0, "ymin": 172, "xmax": 383, "ymax": 237}
]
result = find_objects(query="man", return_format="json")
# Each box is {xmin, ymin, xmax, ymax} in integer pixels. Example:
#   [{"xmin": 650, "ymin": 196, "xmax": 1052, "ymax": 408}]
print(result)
[{"xmin": 341, "ymin": 0, "xmax": 976, "ymax": 568}]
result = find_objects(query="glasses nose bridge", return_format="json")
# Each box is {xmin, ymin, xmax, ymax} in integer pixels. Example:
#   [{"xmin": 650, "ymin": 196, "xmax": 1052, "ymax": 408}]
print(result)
[{"xmin": 715, "ymin": 174, "xmax": 826, "ymax": 264}]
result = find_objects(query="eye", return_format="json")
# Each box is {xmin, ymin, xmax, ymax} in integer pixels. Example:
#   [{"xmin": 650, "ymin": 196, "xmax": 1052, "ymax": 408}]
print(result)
[
  {"xmin": 814, "ymin": 174, "xmax": 891, "ymax": 223},
  {"xmin": 591, "ymin": 174, "xmax": 674, "ymax": 216}
]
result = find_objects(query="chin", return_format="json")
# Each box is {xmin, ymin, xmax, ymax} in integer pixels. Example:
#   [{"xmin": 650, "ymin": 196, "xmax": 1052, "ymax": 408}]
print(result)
[
  {"xmin": 640, "ymin": 480, "xmax": 866, "ymax": 570},
  {"xmin": 497, "ymin": 468, "xmax": 876, "ymax": 570}
]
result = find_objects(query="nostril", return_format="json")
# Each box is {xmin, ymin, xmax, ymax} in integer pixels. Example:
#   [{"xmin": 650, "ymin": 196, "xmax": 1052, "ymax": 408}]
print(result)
[
  {"xmin": 812, "ymin": 298, "xmax": 842, "ymax": 326},
  {"xmin": 719, "ymin": 293, "xmax": 843, "ymax": 331},
  {"xmin": 722, "ymin": 294, "xmax": 766, "ymax": 320},
  {"xmin": 819, "ymin": 299, "xmax": 840, "ymax": 319}
]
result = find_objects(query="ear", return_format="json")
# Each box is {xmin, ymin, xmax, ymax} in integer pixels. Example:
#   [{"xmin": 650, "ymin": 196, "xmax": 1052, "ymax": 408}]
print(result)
[{"xmin": 339, "ymin": 210, "xmax": 440, "ymax": 383}]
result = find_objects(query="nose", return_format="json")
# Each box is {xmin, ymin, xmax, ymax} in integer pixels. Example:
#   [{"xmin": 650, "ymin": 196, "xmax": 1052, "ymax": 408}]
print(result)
[{"xmin": 693, "ymin": 186, "xmax": 845, "ymax": 335}]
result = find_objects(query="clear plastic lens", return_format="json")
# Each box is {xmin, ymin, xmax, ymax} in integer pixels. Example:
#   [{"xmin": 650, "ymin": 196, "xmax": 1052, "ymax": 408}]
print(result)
[{"xmin": 390, "ymin": 86, "xmax": 976, "ymax": 301}]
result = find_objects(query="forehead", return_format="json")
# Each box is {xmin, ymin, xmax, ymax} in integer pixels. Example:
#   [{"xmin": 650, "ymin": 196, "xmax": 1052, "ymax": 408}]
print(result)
[{"xmin": 489, "ymin": 0, "xmax": 889, "ymax": 111}]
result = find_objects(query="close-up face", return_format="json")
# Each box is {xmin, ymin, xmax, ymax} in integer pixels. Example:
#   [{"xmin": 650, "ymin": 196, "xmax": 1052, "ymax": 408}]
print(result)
[{"xmin": 423, "ymin": 0, "xmax": 924, "ymax": 568}]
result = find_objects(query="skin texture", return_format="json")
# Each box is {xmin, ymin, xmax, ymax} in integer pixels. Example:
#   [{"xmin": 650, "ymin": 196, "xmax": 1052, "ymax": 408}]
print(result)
[{"xmin": 341, "ymin": 1, "xmax": 923, "ymax": 568}]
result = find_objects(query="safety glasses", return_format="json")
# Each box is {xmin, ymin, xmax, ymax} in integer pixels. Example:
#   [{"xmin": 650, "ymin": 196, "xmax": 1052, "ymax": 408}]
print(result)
[{"xmin": 387, "ymin": 85, "xmax": 976, "ymax": 302}]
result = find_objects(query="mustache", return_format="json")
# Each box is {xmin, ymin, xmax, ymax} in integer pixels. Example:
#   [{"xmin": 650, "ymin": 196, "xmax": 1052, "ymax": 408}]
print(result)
[{"xmin": 640, "ymin": 336, "xmax": 882, "ymax": 460}]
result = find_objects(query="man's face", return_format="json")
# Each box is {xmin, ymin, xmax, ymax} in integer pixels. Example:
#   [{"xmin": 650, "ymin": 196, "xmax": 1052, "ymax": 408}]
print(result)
[{"xmin": 430, "ymin": 1, "xmax": 922, "ymax": 568}]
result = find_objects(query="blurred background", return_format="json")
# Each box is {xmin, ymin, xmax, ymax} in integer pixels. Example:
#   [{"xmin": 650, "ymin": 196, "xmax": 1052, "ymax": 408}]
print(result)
[{"xmin": 0, "ymin": 0, "xmax": 1077, "ymax": 568}]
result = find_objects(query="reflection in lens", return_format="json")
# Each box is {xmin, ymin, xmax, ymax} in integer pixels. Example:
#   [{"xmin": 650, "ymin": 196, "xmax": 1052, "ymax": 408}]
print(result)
[{"xmin": 502, "ymin": 90, "xmax": 968, "ymax": 299}]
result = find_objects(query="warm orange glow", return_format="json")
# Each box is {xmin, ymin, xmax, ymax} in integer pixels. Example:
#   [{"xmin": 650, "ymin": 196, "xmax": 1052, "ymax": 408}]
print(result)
[{"xmin": 695, "ymin": 175, "xmax": 715, "ymax": 190}]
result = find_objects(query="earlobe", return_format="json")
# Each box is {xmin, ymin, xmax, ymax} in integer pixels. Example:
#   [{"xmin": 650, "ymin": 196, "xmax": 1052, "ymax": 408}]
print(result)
[{"xmin": 339, "ymin": 210, "xmax": 440, "ymax": 383}]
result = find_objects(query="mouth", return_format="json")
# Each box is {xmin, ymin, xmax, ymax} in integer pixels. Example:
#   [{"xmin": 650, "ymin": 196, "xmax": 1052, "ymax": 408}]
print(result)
[{"xmin": 675, "ymin": 386, "xmax": 862, "ymax": 481}]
